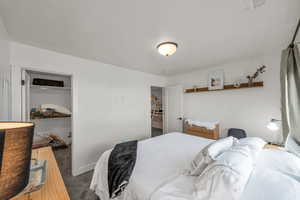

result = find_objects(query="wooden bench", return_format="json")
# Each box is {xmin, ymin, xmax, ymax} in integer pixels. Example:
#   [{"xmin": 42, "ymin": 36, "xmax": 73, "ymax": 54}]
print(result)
[{"xmin": 184, "ymin": 123, "xmax": 220, "ymax": 140}]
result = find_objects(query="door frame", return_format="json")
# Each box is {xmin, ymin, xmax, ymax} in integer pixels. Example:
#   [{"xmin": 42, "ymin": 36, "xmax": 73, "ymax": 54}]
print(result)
[
  {"xmin": 21, "ymin": 69, "xmax": 30, "ymax": 121},
  {"xmin": 162, "ymin": 87, "xmax": 168, "ymax": 134},
  {"xmin": 17, "ymin": 66, "xmax": 75, "ymax": 173},
  {"xmin": 164, "ymin": 85, "xmax": 184, "ymax": 133}
]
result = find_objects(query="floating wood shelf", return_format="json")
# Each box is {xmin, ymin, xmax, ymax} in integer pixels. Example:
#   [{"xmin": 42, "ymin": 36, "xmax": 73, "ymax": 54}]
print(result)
[
  {"xmin": 184, "ymin": 81, "xmax": 264, "ymax": 93},
  {"xmin": 31, "ymin": 112, "xmax": 71, "ymax": 120}
]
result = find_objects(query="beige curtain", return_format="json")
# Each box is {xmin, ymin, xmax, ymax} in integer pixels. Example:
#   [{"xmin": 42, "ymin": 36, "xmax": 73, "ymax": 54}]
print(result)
[{"xmin": 281, "ymin": 45, "xmax": 300, "ymax": 150}]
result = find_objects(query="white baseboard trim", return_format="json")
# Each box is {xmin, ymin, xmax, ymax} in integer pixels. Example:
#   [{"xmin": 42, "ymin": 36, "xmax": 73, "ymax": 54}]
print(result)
[{"xmin": 72, "ymin": 162, "xmax": 96, "ymax": 176}]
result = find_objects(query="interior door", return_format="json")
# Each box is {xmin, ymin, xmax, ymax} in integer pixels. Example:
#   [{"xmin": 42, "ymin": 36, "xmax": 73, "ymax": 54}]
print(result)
[
  {"xmin": 21, "ymin": 69, "xmax": 30, "ymax": 121},
  {"xmin": 165, "ymin": 85, "xmax": 183, "ymax": 133}
]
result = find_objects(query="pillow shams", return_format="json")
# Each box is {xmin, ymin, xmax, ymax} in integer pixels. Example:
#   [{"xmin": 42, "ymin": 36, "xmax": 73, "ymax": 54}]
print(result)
[
  {"xmin": 194, "ymin": 145, "xmax": 254, "ymax": 200},
  {"xmin": 237, "ymin": 137, "xmax": 266, "ymax": 159},
  {"xmin": 189, "ymin": 137, "xmax": 237, "ymax": 176},
  {"xmin": 238, "ymin": 137, "xmax": 266, "ymax": 150}
]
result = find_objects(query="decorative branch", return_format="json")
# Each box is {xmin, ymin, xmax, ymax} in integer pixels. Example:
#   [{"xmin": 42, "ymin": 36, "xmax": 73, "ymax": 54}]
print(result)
[{"xmin": 247, "ymin": 65, "xmax": 266, "ymax": 86}]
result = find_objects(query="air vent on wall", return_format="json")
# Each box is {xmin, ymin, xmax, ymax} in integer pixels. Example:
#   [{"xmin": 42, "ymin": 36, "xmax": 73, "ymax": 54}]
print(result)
[
  {"xmin": 32, "ymin": 78, "xmax": 64, "ymax": 87},
  {"xmin": 242, "ymin": 0, "xmax": 266, "ymax": 10}
]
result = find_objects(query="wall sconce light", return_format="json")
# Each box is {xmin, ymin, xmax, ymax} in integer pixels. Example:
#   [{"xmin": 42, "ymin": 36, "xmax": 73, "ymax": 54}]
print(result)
[{"xmin": 267, "ymin": 119, "xmax": 281, "ymax": 131}]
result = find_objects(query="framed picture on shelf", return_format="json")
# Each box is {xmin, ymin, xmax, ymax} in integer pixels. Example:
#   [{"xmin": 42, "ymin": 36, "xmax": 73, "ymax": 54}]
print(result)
[{"xmin": 208, "ymin": 70, "xmax": 224, "ymax": 90}]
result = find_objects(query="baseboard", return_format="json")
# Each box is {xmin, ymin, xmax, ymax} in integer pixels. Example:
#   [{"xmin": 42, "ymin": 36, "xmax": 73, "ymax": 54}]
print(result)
[{"xmin": 72, "ymin": 162, "xmax": 96, "ymax": 176}]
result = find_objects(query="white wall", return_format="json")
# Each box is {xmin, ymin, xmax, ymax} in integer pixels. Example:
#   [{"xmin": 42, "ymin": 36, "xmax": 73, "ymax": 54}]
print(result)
[
  {"xmin": 168, "ymin": 53, "xmax": 282, "ymax": 144},
  {"xmin": 10, "ymin": 42, "xmax": 167, "ymax": 175},
  {"xmin": 0, "ymin": 16, "xmax": 9, "ymax": 73},
  {"xmin": 0, "ymin": 15, "xmax": 11, "ymax": 120}
]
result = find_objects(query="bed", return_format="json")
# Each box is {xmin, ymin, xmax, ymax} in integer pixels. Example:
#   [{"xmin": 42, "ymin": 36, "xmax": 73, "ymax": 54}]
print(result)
[{"xmin": 90, "ymin": 133, "xmax": 300, "ymax": 200}]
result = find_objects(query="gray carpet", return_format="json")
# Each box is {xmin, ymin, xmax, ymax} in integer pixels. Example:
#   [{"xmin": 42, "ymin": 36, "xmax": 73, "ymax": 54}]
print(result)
[
  {"xmin": 53, "ymin": 147, "xmax": 100, "ymax": 200},
  {"xmin": 151, "ymin": 127, "xmax": 163, "ymax": 137}
]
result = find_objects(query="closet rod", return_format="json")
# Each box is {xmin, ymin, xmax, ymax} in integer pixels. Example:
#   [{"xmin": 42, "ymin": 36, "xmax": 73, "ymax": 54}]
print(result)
[{"xmin": 290, "ymin": 19, "xmax": 300, "ymax": 47}]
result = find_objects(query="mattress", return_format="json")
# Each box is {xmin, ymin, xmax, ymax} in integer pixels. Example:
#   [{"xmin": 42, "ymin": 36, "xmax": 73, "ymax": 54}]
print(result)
[{"xmin": 90, "ymin": 133, "xmax": 300, "ymax": 200}]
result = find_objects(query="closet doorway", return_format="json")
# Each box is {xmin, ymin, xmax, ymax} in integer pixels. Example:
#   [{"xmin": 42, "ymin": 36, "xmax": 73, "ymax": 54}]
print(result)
[
  {"xmin": 21, "ymin": 69, "xmax": 73, "ymax": 166},
  {"xmin": 151, "ymin": 86, "xmax": 164, "ymax": 137}
]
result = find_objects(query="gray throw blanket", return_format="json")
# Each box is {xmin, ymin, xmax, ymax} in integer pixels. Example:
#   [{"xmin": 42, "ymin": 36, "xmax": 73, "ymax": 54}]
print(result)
[{"xmin": 108, "ymin": 140, "xmax": 138, "ymax": 198}]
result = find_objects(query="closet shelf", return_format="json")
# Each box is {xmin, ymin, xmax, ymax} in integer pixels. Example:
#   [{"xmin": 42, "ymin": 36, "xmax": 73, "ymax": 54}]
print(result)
[
  {"xmin": 31, "ymin": 115, "xmax": 71, "ymax": 120},
  {"xmin": 30, "ymin": 85, "xmax": 71, "ymax": 90},
  {"xmin": 184, "ymin": 81, "xmax": 264, "ymax": 93},
  {"xmin": 31, "ymin": 111, "xmax": 71, "ymax": 120}
]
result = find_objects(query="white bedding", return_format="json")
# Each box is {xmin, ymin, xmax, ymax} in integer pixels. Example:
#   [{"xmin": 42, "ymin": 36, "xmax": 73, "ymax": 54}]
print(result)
[
  {"xmin": 90, "ymin": 132, "xmax": 213, "ymax": 200},
  {"xmin": 151, "ymin": 149, "xmax": 300, "ymax": 200},
  {"xmin": 90, "ymin": 133, "xmax": 300, "ymax": 200}
]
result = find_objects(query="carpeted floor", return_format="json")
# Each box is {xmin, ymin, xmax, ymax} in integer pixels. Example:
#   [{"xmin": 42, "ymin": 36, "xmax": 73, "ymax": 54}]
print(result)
[
  {"xmin": 151, "ymin": 127, "xmax": 163, "ymax": 137},
  {"xmin": 53, "ymin": 147, "xmax": 100, "ymax": 200}
]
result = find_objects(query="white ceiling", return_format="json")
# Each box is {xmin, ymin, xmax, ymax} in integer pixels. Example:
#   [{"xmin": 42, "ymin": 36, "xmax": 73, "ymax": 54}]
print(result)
[{"xmin": 0, "ymin": 0, "xmax": 299, "ymax": 76}]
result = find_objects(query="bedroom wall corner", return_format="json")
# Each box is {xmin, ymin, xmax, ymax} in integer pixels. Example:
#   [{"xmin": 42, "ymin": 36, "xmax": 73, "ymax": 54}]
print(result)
[
  {"xmin": 9, "ymin": 42, "xmax": 168, "ymax": 176},
  {"xmin": 167, "ymin": 53, "xmax": 282, "ymax": 144}
]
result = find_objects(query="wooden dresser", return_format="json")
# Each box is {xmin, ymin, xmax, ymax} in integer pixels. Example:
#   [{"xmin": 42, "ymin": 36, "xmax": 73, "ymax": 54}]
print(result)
[{"xmin": 11, "ymin": 147, "xmax": 70, "ymax": 200}]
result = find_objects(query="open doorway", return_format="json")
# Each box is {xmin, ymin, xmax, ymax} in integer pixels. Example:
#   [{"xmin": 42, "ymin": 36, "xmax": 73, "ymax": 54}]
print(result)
[
  {"xmin": 151, "ymin": 86, "xmax": 164, "ymax": 137},
  {"xmin": 21, "ymin": 69, "xmax": 73, "ymax": 169}
]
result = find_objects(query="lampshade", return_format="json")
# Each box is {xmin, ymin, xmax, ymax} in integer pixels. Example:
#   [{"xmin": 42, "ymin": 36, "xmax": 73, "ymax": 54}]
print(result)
[
  {"xmin": 157, "ymin": 42, "xmax": 178, "ymax": 56},
  {"xmin": 0, "ymin": 122, "xmax": 34, "ymax": 200},
  {"xmin": 267, "ymin": 119, "xmax": 280, "ymax": 131}
]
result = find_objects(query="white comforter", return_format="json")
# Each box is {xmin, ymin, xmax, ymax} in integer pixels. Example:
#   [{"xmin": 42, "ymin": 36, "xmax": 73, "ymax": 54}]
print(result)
[
  {"xmin": 90, "ymin": 133, "xmax": 213, "ymax": 200},
  {"xmin": 90, "ymin": 133, "xmax": 300, "ymax": 200}
]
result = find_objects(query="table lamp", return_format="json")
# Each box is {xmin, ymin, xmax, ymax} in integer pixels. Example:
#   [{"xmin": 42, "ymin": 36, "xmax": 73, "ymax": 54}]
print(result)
[
  {"xmin": 0, "ymin": 122, "xmax": 34, "ymax": 200},
  {"xmin": 267, "ymin": 119, "xmax": 281, "ymax": 131}
]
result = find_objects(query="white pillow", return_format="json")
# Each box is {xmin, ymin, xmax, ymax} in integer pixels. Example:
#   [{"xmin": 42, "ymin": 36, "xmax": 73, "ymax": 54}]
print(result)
[
  {"xmin": 189, "ymin": 137, "xmax": 237, "ymax": 176},
  {"xmin": 235, "ymin": 137, "xmax": 266, "ymax": 160},
  {"xmin": 238, "ymin": 137, "xmax": 266, "ymax": 150},
  {"xmin": 194, "ymin": 145, "xmax": 254, "ymax": 200},
  {"xmin": 286, "ymin": 134, "xmax": 300, "ymax": 158}
]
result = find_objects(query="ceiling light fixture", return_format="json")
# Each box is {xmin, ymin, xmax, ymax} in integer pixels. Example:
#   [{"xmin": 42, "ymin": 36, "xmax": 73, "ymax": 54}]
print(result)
[{"xmin": 157, "ymin": 42, "xmax": 178, "ymax": 56}]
